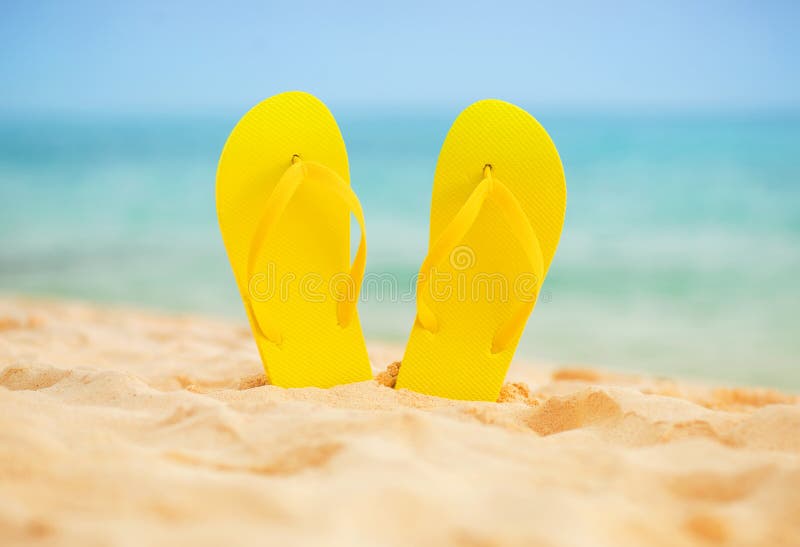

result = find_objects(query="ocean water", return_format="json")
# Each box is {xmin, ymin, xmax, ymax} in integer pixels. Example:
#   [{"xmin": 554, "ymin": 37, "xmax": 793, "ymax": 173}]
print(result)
[{"xmin": 1, "ymin": 109, "xmax": 798, "ymax": 389}]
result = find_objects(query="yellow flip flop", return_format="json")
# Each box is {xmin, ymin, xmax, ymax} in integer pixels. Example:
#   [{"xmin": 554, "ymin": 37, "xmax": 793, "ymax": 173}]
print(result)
[
  {"xmin": 216, "ymin": 91, "xmax": 372, "ymax": 388},
  {"xmin": 395, "ymin": 99, "xmax": 567, "ymax": 401}
]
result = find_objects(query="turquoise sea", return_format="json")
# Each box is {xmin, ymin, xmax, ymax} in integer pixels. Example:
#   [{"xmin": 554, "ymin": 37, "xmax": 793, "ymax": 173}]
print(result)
[{"xmin": 1, "ymin": 109, "xmax": 798, "ymax": 389}]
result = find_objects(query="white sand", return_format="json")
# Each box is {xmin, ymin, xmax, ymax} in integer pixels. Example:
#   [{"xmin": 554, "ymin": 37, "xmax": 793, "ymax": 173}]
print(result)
[{"xmin": 1, "ymin": 296, "xmax": 799, "ymax": 546}]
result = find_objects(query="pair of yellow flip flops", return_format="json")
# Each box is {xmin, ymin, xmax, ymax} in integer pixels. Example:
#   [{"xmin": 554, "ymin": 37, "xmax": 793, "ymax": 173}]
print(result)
[{"xmin": 216, "ymin": 91, "xmax": 566, "ymax": 402}]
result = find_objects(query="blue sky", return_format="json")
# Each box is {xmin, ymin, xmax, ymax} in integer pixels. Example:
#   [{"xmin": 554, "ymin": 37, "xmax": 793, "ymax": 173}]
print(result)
[{"xmin": 1, "ymin": 0, "xmax": 798, "ymax": 113}]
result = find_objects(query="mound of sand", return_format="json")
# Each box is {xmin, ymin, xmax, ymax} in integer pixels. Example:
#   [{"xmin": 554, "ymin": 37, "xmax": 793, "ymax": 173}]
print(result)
[{"xmin": 1, "ymin": 297, "xmax": 798, "ymax": 546}]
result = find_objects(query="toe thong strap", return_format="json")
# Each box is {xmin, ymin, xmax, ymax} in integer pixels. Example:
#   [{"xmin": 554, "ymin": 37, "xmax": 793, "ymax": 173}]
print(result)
[
  {"xmin": 246, "ymin": 158, "xmax": 367, "ymax": 345},
  {"xmin": 416, "ymin": 166, "xmax": 545, "ymax": 353}
]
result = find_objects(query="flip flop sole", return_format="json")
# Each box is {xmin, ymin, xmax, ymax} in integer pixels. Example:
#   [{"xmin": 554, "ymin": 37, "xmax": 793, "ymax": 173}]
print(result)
[
  {"xmin": 217, "ymin": 91, "xmax": 372, "ymax": 388},
  {"xmin": 396, "ymin": 100, "xmax": 566, "ymax": 401}
]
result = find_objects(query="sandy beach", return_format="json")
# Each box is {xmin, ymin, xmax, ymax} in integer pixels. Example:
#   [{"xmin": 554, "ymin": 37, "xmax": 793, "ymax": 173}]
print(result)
[{"xmin": 1, "ymin": 296, "xmax": 799, "ymax": 546}]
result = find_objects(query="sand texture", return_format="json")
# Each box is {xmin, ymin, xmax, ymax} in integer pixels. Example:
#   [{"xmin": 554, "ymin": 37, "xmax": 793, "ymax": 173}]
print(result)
[{"xmin": 1, "ymin": 297, "xmax": 799, "ymax": 546}]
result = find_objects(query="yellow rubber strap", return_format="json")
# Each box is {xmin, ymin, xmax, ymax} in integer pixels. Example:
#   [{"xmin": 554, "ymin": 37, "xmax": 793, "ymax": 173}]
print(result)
[
  {"xmin": 246, "ymin": 158, "xmax": 367, "ymax": 345},
  {"xmin": 416, "ymin": 167, "xmax": 545, "ymax": 353}
]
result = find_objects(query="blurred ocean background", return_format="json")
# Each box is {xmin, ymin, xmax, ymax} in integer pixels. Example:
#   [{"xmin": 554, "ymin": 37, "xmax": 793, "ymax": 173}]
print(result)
[
  {"xmin": 1, "ymin": 111, "xmax": 798, "ymax": 388},
  {"xmin": 1, "ymin": 1, "xmax": 798, "ymax": 388}
]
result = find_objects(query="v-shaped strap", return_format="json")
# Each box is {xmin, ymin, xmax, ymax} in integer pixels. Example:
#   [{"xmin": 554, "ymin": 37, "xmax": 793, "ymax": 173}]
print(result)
[
  {"xmin": 245, "ymin": 156, "xmax": 367, "ymax": 346},
  {"xmin": 415, "ymin": 165, "xmax": 545, "ymax": 353}
]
